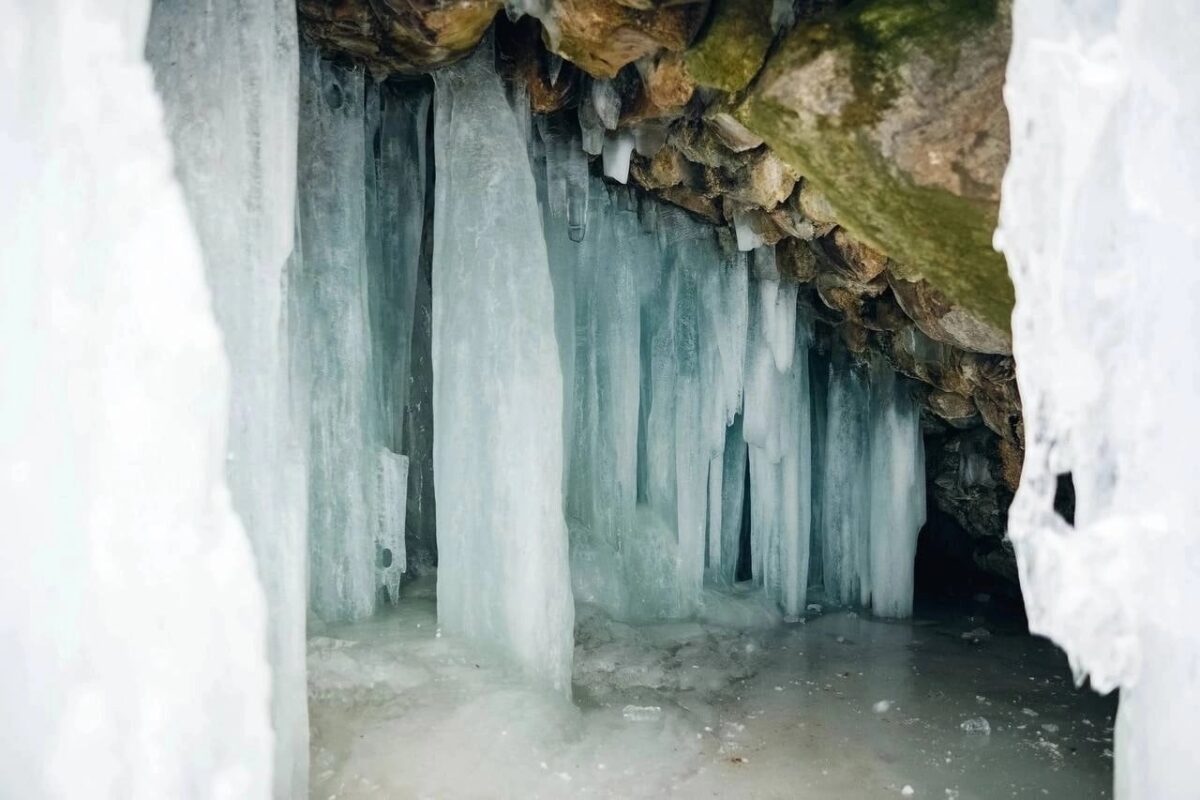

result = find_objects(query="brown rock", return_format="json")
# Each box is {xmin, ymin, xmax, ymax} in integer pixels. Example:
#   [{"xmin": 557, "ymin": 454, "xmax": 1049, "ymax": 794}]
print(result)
[
  {"xmin": 926, "ymin": 390, "xmax": 979, "ymax": 429},
  {"xmin": 538, "ymin": 0, "xmax": 708, "ymax": 79},
  {"xmin": 496, "ymin": 16, "xmax": 578, "ymax": 112},
  {"xmin": 299, "ymin": 0, "xmax": 500, "ymax": 75},
  {"xmin": 821, "ymin": 228, "xmax": 888, "ymax": 283},
  {"xmin": 704, "ymin": 110, "xmax": 764, "ymax": 153},
  {"xmin": 997, "ymin": 437, "xmax": 1023, "ymax": 492},
  {"xmin": 889, "ymin": 275, "xmax": 1012, "ymax": 356},
  {"xmin": 776, "ymin": 238, "xmax": 817, "ymax": 283}
]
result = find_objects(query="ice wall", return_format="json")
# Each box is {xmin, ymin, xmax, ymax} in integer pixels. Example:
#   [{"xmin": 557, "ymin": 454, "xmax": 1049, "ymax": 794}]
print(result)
[
  {"xmin": 0, "ymin": 2, "xmax": 270, "ymax": 796},
  {"xmin": 998, "ymin": 1, "xmax": 1200, "ymax": 796},
  {"xmin": 294, "ymin": 49, "xmax": 427, "ymax": 622},
  {"xmin": 432, "ymin": 43, "xmax": 575, "ymax": 693},
  {"xmin": 144, "ymin": 2, "xmax": 306, "ymax": 794}
]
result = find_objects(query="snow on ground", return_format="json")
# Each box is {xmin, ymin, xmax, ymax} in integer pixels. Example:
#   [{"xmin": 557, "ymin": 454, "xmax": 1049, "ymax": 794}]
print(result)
[{"xmin": 309, "ymin": 578, "xmax": 1114, "ymax": 799}]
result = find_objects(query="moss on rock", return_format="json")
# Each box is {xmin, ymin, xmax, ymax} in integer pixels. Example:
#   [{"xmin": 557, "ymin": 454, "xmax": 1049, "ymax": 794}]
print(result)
[
  {"xmin": 736, "ymin": 0, "xmax": 1014, "ymax": 329},
  {"xmin": 684, "ymin": 0, "xmax": 774, "ymax": 92}
]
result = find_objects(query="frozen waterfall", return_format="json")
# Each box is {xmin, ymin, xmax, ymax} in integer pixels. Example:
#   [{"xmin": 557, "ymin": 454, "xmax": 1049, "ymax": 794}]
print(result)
[
  {"xmin": 0, "ymin": 2, "xmax": 271, "ymax": 795},
  {"xmin": 432, "ymin": 43, "xmax": 575, "ymax": 693},
  {"xmin": 999, "ymin": 0, "xmax": 1200, "ymax": 796}
]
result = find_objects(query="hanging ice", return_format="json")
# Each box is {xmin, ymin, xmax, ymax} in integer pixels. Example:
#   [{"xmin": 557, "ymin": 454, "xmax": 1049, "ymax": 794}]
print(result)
[
  {"xmin": 145, "ymin": 0, "xmax": 305, "ymax": 794},
  {"xmin": 432, "ymin": 42, "xmax": 574, "ymax": 693},
  {"xmin": 866, "ymin": 361, "xmax": 926, "ymax": 619},
  {"xmin": 998, "ymin": 0, "xmax": 1200, "ymax": 795},
  {"xmin": 294, "ymin": 48, "xmax": 379, "ymax": 623},
  {"xmin": 0, "ymin": 2, "xmax": 270, "ymax": 795},
  {"xmin": 602, "ymin": 131, "xmax": 636, "ymax": 184}
]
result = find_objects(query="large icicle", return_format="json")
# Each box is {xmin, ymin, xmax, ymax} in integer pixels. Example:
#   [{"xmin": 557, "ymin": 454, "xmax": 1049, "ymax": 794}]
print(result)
[
  {"xmin": 866, "ymin": 361, "xmax": 926, "ymax": 618},
  {"xmin": 294, "ymin": 48, "xmax": 379, "ymax": 623},
  {"xmin": 432, "ymin": 42, "xmax": 574, "ymax": 693},
  {"xmin": 0, "ymin": 3, "xmax": 270, "ymax": 795},
  {"xmin": 998, "ymin": 1, "xmax": 1200, "ymax": 795},
  {"xmin": 145, "ymin": 1, "xmax": 305, "ymax": 794}
]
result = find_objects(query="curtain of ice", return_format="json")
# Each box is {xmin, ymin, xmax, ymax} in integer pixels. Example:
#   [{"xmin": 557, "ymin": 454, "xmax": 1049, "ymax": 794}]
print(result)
[
  {"xmin": 0, "ymin": 2, "xmax": 271, "ymax": 796},
  {"xmin": 294, "ymin": 47, "xmax": 428, "ymax": 623},
  {"xmin": 431, "ymin": 43, "xmax": 575, "ymax": 693},
  {"xmin": 144, "ymin": 2, "xmax": 306, "ymax": 794},
  {"xmin": 998, "ymin": 1, "xmax": 1200, "ymax": 796}
]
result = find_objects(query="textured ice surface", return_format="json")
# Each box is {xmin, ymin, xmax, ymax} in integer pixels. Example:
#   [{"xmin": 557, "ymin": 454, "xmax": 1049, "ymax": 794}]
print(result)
[
  {"xmin": 144, "ymin": 2, "xmax": 306, "ymax": 794},
  {"xmin": 294, "ymin": 50, "xmax": 425, "ymax": 623},
  {"xmin": 998, "ymin": 0, "xmax": 1200, "ymax": 795},
  {"xmin": 0, "ymin": 2, "xmax": 270, "ymax": 795},
  {"xmin": 432, "ymin": 42, "xmax": 575, "ymax": 693},
  {"xmin": 310, "ymin": 593, "xmax": 1114, "ymax": 799}
]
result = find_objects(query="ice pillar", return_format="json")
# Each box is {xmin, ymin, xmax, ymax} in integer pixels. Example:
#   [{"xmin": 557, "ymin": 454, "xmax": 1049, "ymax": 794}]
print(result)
[
  {"xmin": 431, "ymin": 43, "xmax": 574, "ymax": 693},
  {"xmin": 999, "ymin": 1, "xmax": 1200, "ymax": 796},
  {"xmin": 145, "ymin": 2, "xmax": 306, "ymax": 794},
  {"xmin": 0, "ymin": 2, "xmax": 270, "ymax": 795}
]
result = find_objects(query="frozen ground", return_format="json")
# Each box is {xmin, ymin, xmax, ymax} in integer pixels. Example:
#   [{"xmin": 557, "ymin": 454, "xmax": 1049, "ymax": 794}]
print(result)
[{"xmin": 309, "ymin": 578, "xmax": 1114, "ymax": 799}]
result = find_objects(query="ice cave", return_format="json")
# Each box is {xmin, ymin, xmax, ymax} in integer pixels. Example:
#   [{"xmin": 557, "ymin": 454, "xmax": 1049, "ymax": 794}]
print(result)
[{"xmin": 4, "ymin": 0, "xmax": 1198, "ymax": 797}]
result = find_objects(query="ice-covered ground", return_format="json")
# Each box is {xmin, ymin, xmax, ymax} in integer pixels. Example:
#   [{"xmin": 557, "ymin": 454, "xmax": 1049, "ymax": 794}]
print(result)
[{"xmin": 309, "ymin": 578, "xmax": 1114, "ymax": 799}]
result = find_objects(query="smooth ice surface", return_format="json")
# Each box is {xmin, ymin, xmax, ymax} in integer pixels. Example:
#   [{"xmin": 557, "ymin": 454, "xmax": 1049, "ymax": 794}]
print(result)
[
  {"xmin": 998, "ymin": 1, "xmax": 1200, "ymax": 795},
  {"xmin": 310, "ymin": 589, "xmax": 1115, "ymax": 799},
  {"xmin": 0, "ymin": 2, "xmax": 270, "ymax": 795},
  {"xmin": 432, "ymin": 42, "xmax": 575, "ymax": 693},
  {"xmin": 144, "ymin": 2, "xmax": 306, "ymax": 794}
]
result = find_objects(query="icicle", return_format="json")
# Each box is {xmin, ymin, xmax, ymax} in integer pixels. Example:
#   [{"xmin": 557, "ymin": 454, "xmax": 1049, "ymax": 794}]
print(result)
[
  {"xmin": 633, "ymin": 122, "xmax": 668, "ymax": 157},
  {"xmin": 820, "ymin": 348, "xmax": 871, "ymax": 607},
  {"xmin": 733, "ymin": 206, "xmax": 765, "ymax": 251},
  {"xmin": 591, "ymin": 78, "xmax": 621, "ymax": 130},
  {"xmin": 602, "ymin": 130, "xmax": 636, "ymax": 184},
  {"xmin": 432, "ymin": 40, "xmax": 574, "ymax": 693},
  {"xmin": 295, "ymin": 48, "xmax": 379, "ymax": 624},
  {"xmin": 866, "ymin": 362, "xmax": 926, "ymax": 618},
  {"xmin": 578, "ymin": 88, "xmax": 605, "ymax": 156},
  {"xmin": 145, "ymin": 2, "xmax": 305, "ymax": 792},
  {"xmin": 375, "ymin": 449, "xmax": 409, "ymax": 601}
]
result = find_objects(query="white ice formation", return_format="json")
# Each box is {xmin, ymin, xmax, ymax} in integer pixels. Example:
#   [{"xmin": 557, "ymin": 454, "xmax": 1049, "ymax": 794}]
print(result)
[
  {"xmin": 999, "ymin": 1, "xmax": 1200, "ymax": 796},
  {"xmin": 432, "ymin": 42, "xmax": 576, "ymax": 694},
  {"xmin": 0, "ymin": 1, "xmax": 271, "ymax": 795},
  {"xmin": 145, "ymin": 0, "xmax": 306, "ymax": 794}
]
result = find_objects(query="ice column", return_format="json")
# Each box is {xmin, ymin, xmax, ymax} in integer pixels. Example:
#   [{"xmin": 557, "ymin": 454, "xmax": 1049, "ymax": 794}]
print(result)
[
  {"xmin": 743, "ymin": 266, "xmax": 812, "ymax": 617},
  {"xmin": 998, "ymin": 1, "xmax": 1200, "ymax": 795},
  {"xmin": 295, "ymin": 47, "xmax": 378, "ymax": 622},
  {"xmin": 145, "ymin": 1, "xmax": 305, "ymax": 794},
  {"xmin": 432, "ymin": 43, "xmax": 574, "ymax": 693},
  {"xmin": 0, "ymin": 2, "xmax": 270, "ymax": 795},
  {"xmin": 866, "ymin": 362, "xmax": 926, "ymax": 618},
  {"xmin": 820, "ymin": 350, "xmax": 871, "ymax": 607}
]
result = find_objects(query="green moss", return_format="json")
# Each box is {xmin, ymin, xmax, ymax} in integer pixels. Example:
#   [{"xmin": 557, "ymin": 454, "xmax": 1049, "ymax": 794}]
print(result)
[
  {"xmin": 736, "ymin": 0, "xmax": 1013, "ymax": 328},
  {"xmin": 684, "ymin": 0, "xmax": 774, "ymax": 93}
]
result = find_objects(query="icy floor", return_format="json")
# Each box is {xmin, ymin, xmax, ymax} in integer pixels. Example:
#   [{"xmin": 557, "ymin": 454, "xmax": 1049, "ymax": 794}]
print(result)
[{"xmin": 309, "ymin": 579, "xmax": 1114, "ymax": 799}]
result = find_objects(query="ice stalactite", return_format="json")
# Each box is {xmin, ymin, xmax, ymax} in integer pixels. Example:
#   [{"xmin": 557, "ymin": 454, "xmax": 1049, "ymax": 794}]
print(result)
[
  {"xmin": 0, "ymin": 2, "xmax": 270, "ymax": 796},
  {"xmin": 817, "ymin": 343, "xmax": 926, "ymax": 617},
  {"xmin": 432, "ymin": 42, "xmax": 575, "ymax": 693},
  {"xmin": 865, "ymin": 361, "xmax": 926, "ymax": 619},
  {"xmin": 144, "ymin": 0, "xmax": 305, "ymax": 794},
  {"xmin": 294, "ymin": 47, "xmax": 428, "ymax": 622},
  {"xmin": 743, "ymin": 262, "xmax": 812, "ymax": 619},
  {"xmin": 295, "ymin": 48, "xmax": 377, "ymax": 623},
  {"xmin": 998, "ymin": 1, "xmax": 1200, "ymax": 795}
]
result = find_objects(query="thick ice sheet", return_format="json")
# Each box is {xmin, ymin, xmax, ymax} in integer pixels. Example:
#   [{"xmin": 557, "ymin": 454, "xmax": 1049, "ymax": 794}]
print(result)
[
  {"xmin": 998, "ymin": 1, "xmax": 1200, "ymax": 795},
  {"xmin": 432, "ymin": 42, "xmax": 575, "ymax": 693},
  {"xmin": 0, "ymin": 2, "xmax": 270, "ymax": 795}
]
